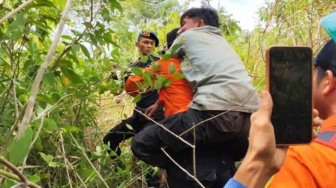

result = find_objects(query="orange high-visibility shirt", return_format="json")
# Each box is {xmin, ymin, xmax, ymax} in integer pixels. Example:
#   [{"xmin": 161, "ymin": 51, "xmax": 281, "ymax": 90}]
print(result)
[
  {"xmin": 125, "ymin": 58, "xmax": 193, "ymax": 117},
  {"xmin": 268, "ymin": 115, "xmax": 336, "ymax": 188}
]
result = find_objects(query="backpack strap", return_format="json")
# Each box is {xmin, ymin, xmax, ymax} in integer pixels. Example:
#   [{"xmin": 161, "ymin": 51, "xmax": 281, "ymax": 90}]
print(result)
[{"xmin": 314, "ymin": 131, "xmax": 336, "ymax": 150}]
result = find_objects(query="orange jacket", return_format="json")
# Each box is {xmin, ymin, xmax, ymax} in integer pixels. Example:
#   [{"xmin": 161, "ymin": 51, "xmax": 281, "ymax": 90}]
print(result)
[
  {"xmin": 268, "ymin": 115, "xmax": 336, "ymax": 188},
  {"xmin": 125, "ymin": 58, "xmax": 193, "ymax": 117}
]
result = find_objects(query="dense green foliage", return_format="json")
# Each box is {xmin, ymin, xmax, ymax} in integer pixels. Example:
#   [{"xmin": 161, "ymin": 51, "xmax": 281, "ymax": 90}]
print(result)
[{"xmin": 0, "ymin": 0, "xmax": 334, "ymax": 187}]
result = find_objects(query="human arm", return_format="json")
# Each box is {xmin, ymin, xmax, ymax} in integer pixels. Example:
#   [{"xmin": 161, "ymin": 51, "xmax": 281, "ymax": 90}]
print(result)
[
  {"xmin": 226, "ymin": 91, "xmax": 321, "ymax": 188},
  {"xmin": 229, "ymin": 91, "xmax": 288, "ymax": 188},
  {"xmin": 124, "ymin": 66, "xmax": 154, "ymax": 97}
]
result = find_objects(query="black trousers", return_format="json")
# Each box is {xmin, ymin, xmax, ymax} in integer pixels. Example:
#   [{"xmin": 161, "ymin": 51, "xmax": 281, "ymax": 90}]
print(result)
[
  {"xmin": 131, "ymin": 109, "xmax": 250, "ymax": 168},
  {"xmin": 165, "ymin": 145, "xmax": 237, "ymax": 188},
  {"xmin": 103, "ymin": 108, "xmax": 164, "ymax": 156}
]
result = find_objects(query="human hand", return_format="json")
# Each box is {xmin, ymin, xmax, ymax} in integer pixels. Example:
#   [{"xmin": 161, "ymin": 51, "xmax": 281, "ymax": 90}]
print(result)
[
  {"xmin": 233, "ymin": 91, "xmax": 287, "ymax": 188},
  {"xmin": 145, "ymin": 102, "xmax": 160, "ymax": 120}
]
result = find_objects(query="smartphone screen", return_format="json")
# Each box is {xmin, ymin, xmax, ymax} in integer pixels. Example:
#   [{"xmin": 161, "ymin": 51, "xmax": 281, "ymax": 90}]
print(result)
[{"xmin": 266, "ymin": 47, "xmax": 313, "ymax": 145}]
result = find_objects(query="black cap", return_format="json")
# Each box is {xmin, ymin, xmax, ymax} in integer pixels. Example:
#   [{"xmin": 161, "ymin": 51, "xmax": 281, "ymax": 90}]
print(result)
[
  {"xmin": 314, "ymin": 39, "xmax": 336, "ymax": 76},
  {"xmin": 166, "ymin": 28, "xmax": 179, "ymax": 49},
  {"xmin": 138, "ymin": 30, "xmax": 159, "ymax": 47}
]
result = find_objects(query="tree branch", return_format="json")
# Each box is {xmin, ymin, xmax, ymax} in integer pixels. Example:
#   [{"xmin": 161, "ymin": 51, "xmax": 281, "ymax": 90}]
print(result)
[
  {"xmin": 133, "ymin": 109, "xmax": 195, "ymax": 148},
  {"xmin": 0, "ymin": 157, "xmax": 41, "ymax": 188},
  {"xmin": 161, "ymin": 148, "xmax": 204, "ymax": 188},
  {"xmin": 16, "ymin": 0, "xmax": 74, "ymax": 139},
  {"xmin": 0, "ymin": 0, "xmax": 34, "ymax": 24}
]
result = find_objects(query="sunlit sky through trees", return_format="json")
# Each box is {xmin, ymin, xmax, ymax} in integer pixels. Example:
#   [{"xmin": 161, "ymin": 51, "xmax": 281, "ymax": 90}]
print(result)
[{"xmin": 189, "ymin": 0, "xmax": 266, "ymax": 31}]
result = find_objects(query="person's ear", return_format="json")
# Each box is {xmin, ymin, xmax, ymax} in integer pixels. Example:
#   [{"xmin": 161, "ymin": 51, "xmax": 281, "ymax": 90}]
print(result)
[
  {"xmin": 322, "ymin": 70, "xmax": 336, "ymax": 94},
  {"xmin": 135, "ymin": 41, "xmax": 139, "ymax": 47},
  {"xmin": 198, "ymin": 19, "xmax": 205, "ymax": 27}
]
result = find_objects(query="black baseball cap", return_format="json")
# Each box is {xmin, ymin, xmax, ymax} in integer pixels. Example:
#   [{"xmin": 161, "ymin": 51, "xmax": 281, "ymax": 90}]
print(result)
[
  {"xmin": 314, "ymin": 39, "xmax": 336, "ymax": 76},
  {"xmin": 138, "ymin": 30, "xmax": 159, "ymax": 47}
]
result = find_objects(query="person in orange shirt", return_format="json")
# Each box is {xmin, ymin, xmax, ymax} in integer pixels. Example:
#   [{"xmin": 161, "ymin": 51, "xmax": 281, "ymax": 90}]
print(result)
[
  {"xmin": 125, "ymin": 28, "xmax": 193, "ymax": 117},
  {"xmin": 268, "ymin": 39, "xmax": 336, "ymax": 188}
]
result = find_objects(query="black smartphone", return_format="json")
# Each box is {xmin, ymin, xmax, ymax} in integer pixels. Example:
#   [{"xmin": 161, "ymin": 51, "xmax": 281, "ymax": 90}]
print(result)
[{"xmin": 266, "ymin": 46, "xmax": 313, "ymax": 145}]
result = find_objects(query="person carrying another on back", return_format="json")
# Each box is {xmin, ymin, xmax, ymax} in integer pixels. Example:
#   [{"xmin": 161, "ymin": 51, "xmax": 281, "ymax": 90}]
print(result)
[
  {"xmin": 125, "ymin": 28, "xmax": 193, "ymax": 118},
  {"xmin": 131, "ymin": 7, "xmax": 260, "ymax": 187},
  {"xmin": 128, "ymin": 28, "xmax": 239, "ymax": 187}
]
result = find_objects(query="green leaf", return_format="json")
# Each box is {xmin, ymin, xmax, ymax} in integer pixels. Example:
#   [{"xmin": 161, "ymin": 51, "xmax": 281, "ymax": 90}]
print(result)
[
  {"xmin": 6, "ymin": 127, "xmax": 33, "ymax": 166},
  {"xmin": 172, "ymin": 73, "xmax": 185, "ymax": 79},
  {"xmin": 109, "ymin": 0, "xmax": 123, "ymax": 12},
  {"xmin": 48, "ymin": 161, "xmax": 59, "ymax": 167},
  {"xmin": 143, "ymin": 73, "xmax": 153, "ymax": 87},
  {"xmin": 163, "ymin": 79, "xmax": 172, "ymax": 87},
  {"xmin": 70, "ymin": 44, "xmax": 80, "ymax": 55},
  {"xmin": 154, "ymin": 79, "xmax": 163, "ymax": 89},
  {"xmin": 132, "ymin": 67, "xmax": 143, "ymax": 76},
  {"xmin": 61, "ymin": 35, "xmax": 73, "ymax": 41},
  {"xmin": 132, "ymin": 94, "xmax": 142, "ymax": 103},
  {"xmin": 140, "ymin": 55, "xmax": 149, "ymax": 63},
  {"xmin": 59, "ymin": 60, "xmax": 73, "ymax": 68},
  {"xmin": 42, "ymin": 71, "xmax": 55, "ymax": 86},
  {"xmin": 33, "ymin": 20, "xmax": 53, "ymax": 32},
  {"xmin": 28, "ymin": 40, "xmax": 38, "ymax": 55},
  {"xmin": 28, "ymin": 175, "xmax": 41, "ymax": 183},
  {"xmin": 62, "ymin": 125, "xmax": 82, "ymax": 133},
  {"xmin": 125, "ymin": 124, "xmax": 134, "ymax": 131},
  {"xmin": 36, "ymin": 0, "xmax": 58, "ymax": 8},
  {"xmin": 169, "ymin": 63, "xmax": 176, "ymax": 74},
  {"xmin": 39, "ymin": 152, "xmax": 53, "ymax": 163},
  {"xmin": 162, "ymin": 53, "xmax": 172, "ymax": 60},
  {"xmin": 51, "ymin": 92, "xmax": 61, "ymax": 102},
  {"xmin": 61, "ymin": 67, "xmax": 83, "ymax": 84},
  {"xmin": 89, "ymin": 76, "xmax": 100, "ymax": 83},
  {"xmin": 6, "ymin": 12, "xmax": 28, "ymax": 33},
  {"xmin": 9, "ymin": 30, "xmax": 22, "ymax": 41},
  {"xmin": 80, "ymin": 44, "xmax": 91, "ymax": 58},
  {"xmin": 43, "ymin": 118, "xmax": 58, "ymax": 132},
  {"xmin": 78, "ymin": 168, "xmax": 95, "ymax": 180},
  {"xmin": 37, "ymin": 94, "xmax": 54, "ymax": 104}
]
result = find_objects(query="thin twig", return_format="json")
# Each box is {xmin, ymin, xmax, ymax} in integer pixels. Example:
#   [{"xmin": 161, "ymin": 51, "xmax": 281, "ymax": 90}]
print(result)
[
  {"xmin": 133, "ymin": 109, "xmax": 194, "ymax": 148},
  {"xmin": 10, "ymin": 58, "xmax": 19, "ymax": 118},
  {"xmin": 0, "ymin": 0, "xmax": 34, "ymax": 24},
  {"xmin": 161, "ymin": 148, "xmax": 204, "ymax": 188},
  {"xmin": 69, "ymin": 133, "xmax": 110, "ymax": 188},
  {"xmin": 192, "ymin": 124, "xmax": 196, "ymax": 179},
  {"xmin": 16, "ymin": 0, "xmax": 74, "ymax": 139},
  {"xmin": 50, "ymin": 4, "xmax": 105, "ymax": 71},
  {"xmin": 55, "ymin": 141, "xmax": 87, "ymax": 187},
  {"xmin": 22, "ymin": 116, "xmax": 44, "ymax": 170},
  {"xmin": 60, "ymin": 132, "xmax": 73, "ymax": 188},
  {"xmin": 179, "ymin": 93, "xmax": 254, "ymax": 137}
]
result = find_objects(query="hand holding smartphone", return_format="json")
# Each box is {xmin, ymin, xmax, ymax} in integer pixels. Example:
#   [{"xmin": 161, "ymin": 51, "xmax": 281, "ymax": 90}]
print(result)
[{"xmin": 265, "ymin": 46, "xmax": 313, "ymax": 145}]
